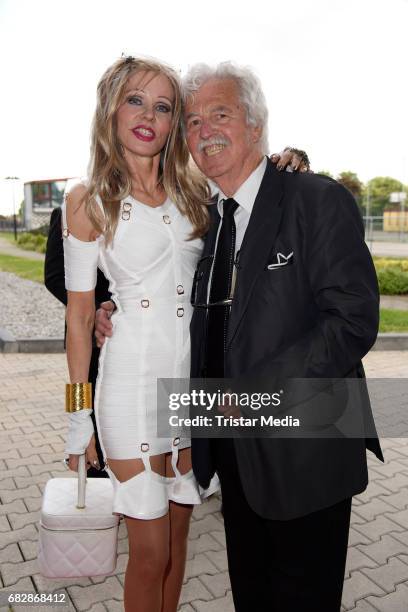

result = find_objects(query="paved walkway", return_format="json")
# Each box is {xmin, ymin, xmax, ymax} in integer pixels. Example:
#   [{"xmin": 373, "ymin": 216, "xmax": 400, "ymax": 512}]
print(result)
[
  {"xmin": 0, "ymin": 237, "xmax": 44, "ymax": 261},
  {"xmin": 380, "ymin": 295, "xmax": 408, "ymax": 310},
  {"xmin": 0, "ymin": 351, "xmax": 407, "ymax": 611},
  {"xmin": 368, "ymin": 241, "xmax": 408, "ymax": 259}
]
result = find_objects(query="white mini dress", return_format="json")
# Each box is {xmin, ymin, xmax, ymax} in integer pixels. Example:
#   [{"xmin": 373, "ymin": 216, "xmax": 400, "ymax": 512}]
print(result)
[{"xmin": 62, "ymin": 187, "xmax": 219, "ymax": 519}]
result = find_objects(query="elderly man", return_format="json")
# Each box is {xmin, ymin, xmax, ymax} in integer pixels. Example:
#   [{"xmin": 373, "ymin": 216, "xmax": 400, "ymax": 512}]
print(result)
[{"xmin": 182, "ymin": 62, "xmax": 383, "ymax": 612}]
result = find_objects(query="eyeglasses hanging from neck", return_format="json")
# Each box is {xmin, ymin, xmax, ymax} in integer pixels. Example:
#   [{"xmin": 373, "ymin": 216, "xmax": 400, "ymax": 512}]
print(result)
[{"xmin": 190, "ymin": 250, "xmax": 242, "ymax": 309}]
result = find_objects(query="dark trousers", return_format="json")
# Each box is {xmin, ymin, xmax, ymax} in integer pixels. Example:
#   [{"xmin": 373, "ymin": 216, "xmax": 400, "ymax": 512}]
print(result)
[{"xmin": 213, "ymin": 438, "xmax": 351, "ymax": 612}]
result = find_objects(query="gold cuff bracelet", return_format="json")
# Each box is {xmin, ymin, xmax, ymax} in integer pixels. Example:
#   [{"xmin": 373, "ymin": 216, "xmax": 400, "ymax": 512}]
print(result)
[{"xmin": 65, "ymin": 382, "xmax": 92, "ymax": 413}]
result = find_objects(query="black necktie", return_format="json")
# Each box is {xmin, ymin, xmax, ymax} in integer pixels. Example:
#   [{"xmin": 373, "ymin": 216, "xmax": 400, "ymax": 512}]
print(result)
[{"xmin": 205, "ymin": 198, "xmax": 239, "ymax": 377}]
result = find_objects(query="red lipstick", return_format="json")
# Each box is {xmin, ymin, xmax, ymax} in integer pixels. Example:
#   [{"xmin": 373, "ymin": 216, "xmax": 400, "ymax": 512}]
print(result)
[{"xmin": 132, "ymin": 125, "xmax": 156, "ymax": 142}]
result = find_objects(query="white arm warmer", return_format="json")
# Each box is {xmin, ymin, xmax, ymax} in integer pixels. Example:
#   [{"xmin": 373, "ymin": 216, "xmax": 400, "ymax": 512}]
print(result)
[{"xmin": 65, "ymin": 409, "xmax": 95, "ymax": 455}]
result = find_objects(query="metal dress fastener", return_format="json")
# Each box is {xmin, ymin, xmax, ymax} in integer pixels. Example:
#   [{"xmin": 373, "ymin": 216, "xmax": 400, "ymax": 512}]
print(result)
[{"xmin": 121, "ymin": 202, "xmax": 132, "ymax": 221}]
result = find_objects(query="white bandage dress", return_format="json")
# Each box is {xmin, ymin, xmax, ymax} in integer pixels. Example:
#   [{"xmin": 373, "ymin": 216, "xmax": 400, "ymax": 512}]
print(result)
[{"xmin": 62, "ymin": 189, "xmax": 219, "ymax": 519}]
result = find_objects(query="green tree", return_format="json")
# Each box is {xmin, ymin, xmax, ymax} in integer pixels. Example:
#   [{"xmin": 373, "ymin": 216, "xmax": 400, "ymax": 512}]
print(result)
[
  {"xmin": 316, "ymin": 169, "xmax": 333, "ymax": 178},
  {"xmin": 364, "ymin": 176, "xmax": 405, "ymax": 216},
  {"xmin": 336, "ymin": 171, "xmax": 363, "ymax": 202},
  {"xmin": 18, "ymin": 199, "xmax": 25, "ymax": 219}
]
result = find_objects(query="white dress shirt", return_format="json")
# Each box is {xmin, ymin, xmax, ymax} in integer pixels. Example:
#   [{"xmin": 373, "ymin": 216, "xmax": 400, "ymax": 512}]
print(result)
[
  {"xmin": 207, "ymin": 156, "xmax": 267, "ymax": 298},
  {"xmin": 215, "ymin": 156, "xmax": 267, "ymax": 256}
]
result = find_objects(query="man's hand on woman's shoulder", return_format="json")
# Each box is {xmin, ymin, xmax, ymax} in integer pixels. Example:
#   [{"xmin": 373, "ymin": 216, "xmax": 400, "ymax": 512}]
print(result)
[{"xmin": 271, "ymin": 147, "xmax": 311, "ymax": 173}]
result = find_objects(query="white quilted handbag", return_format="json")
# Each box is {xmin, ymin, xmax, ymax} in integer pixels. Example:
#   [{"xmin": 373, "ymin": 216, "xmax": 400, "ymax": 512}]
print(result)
[{"xmin": 38, "ymin": 454, "xmax": 120, "ymax": 578}]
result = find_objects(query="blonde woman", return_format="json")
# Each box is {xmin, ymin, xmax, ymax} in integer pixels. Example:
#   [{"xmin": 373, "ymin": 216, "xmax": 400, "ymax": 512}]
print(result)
[{"xmin": 63, "ymin": 56, "xmax": 218, "ymax": 612}]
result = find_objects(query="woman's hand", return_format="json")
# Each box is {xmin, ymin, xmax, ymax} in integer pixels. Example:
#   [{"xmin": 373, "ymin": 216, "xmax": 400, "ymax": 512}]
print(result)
[{"xmin": 68, "ymin": 434, "xmax": 100, "ymax": 472}]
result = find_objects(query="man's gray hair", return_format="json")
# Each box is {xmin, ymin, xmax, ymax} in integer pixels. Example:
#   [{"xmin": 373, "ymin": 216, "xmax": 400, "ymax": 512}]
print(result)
[{"xmin": 182, "ymin": 61, "xmax": 269, "ymax": 154}]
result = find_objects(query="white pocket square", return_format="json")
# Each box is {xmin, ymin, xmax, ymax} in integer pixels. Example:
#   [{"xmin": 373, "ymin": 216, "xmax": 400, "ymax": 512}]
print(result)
[{"xmin": 267, "ymin": 251, "xmax": 294, "ymax": 270}]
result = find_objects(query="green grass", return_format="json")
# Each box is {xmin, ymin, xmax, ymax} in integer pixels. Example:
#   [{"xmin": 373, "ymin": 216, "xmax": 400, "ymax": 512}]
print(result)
[
  {"xmin": 0, "ymin": 253, "xmax": 44, "ymax": 283},
  {"xmin": 0, "ymin": 231, "xmax": 17, "ymax": 242},
  {"xmin": 379, "ymin": 308, "xmax": 408, "ymax": 332}
]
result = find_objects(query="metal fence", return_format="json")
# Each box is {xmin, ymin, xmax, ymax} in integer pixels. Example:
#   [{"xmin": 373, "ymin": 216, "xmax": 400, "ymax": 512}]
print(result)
[
  {"xmin": 0, "ymin": 219, "xmax": 23, "ymax": 232},
  {"xmin": 1, "ymin": 216, "xmax": 407, "ymax": 253},
  {"xmin": 363, "ymin": 216, "xmax": 407, "ymax": 244}
]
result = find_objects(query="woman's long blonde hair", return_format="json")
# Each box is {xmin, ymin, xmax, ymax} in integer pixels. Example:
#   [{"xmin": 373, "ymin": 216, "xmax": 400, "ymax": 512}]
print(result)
[{"xmin": 85, "ymin": 56, "xmax": 210, "ymax": 244}]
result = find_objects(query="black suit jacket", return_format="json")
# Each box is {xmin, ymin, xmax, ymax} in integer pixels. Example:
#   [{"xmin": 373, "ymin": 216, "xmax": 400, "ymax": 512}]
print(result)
[{"xmin": 190, "ymin": 159, "xmax": 383, "ymax": 520}]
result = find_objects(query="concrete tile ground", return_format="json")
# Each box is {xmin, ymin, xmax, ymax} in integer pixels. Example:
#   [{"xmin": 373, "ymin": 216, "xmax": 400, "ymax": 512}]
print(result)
[{"xmin": 0, "ymin": 351, "xmax": 407, "ymax": 611}]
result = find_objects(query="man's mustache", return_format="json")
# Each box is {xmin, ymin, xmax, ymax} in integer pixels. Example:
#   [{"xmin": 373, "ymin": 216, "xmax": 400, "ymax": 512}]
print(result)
[{"xmin": 197, "ymin": 136, "xmax": 230, "ymax": 152}]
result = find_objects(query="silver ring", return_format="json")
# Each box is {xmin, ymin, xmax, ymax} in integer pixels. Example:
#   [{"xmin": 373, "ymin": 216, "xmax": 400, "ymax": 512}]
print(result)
[{"xmin": 93, "ymin": 460, "xmax": 98, "ymax": 466}]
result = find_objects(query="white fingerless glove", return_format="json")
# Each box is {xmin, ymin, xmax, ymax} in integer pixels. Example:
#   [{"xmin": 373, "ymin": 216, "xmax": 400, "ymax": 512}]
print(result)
[{"xmin": 65, "ymin": 409, "xmax": 94, "ymax": 455}]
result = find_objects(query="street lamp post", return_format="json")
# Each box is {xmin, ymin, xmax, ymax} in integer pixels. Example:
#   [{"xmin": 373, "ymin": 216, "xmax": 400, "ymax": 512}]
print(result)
[
  {"xmin": 365, "ymin": 180, "xmax": 372, "ymax": 248},
  {"xmin": 5, "ymin": 176, "xmax": 19, "ymax": 240}
]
